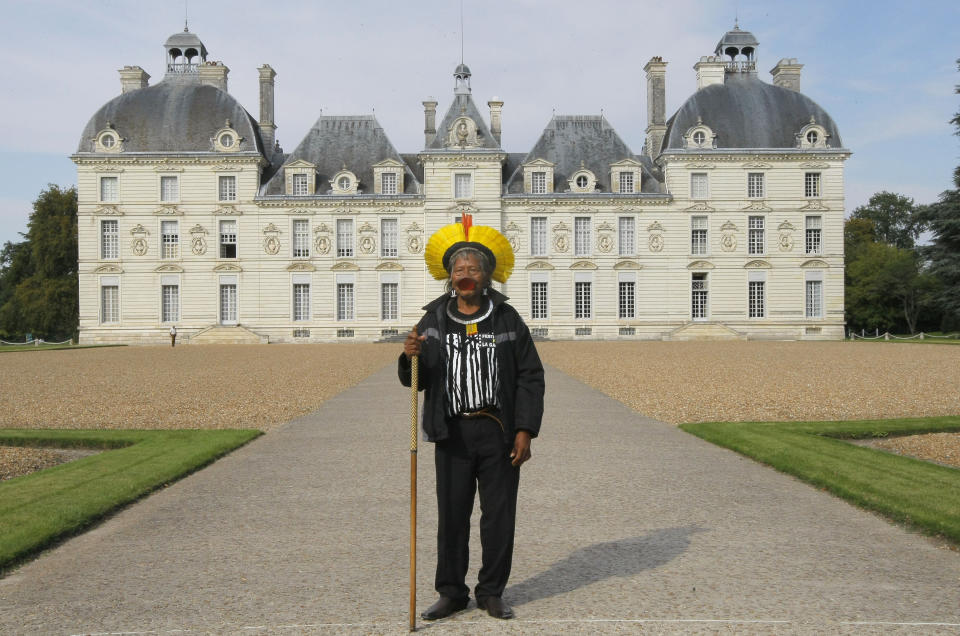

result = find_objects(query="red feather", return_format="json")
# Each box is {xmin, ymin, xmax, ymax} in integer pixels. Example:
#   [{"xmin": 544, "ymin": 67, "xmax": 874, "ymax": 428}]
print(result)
[{"xmin": 461, "ymin": 213, "xmax": 473, "ymax": 241}]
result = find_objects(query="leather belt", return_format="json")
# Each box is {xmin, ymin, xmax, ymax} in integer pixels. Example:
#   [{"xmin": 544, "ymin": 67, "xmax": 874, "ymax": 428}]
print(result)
[{"xmin": 459, "ymin": 408, "xmax": 505, "ymax": 432}]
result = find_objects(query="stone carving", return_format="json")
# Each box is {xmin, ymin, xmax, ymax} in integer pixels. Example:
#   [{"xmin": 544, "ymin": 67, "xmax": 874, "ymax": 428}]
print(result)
[
  {"xmin": 552, "ymin": 221, "xmax": 570, "ymax": 253},
  {"xmin": 359, "ymin": 236, "xmax": 376, "ymax": 254},
  {"xmin": 406, "ymin": 222, "xmax": 424, "ymax": 254},
  {"xmin": 314, "ymin": 223, "xmax": 331, "ymax": 255},
  {"xmin": 649, "ymin": 234, "xmax": 664, "ymax": 252},
  {"xmin": 447, "ymin": 116, "xmax": 479, "ymax": 148},
  {"xmin": 597, "ymin": 234, "xmax": 613, "ymax": 253},
  {"xmin": 263, "ymin": 223, "xmax": 281, "ymax": 255},
  {"xmin": 720, "ymin": 220, "xmax": 738, "ymax": 252},
  {"xmin": 189, "ymin": 224, "xmax": 208, "ymax": 255},
  {"xmin": 130, "ymin": 224, "xmax": 148, "ymax": 256},
  {"xmin": 777, "ymin": 220, "xmax": 795, "ymax": 252},
  {"xmin": 504, "ymin": 221, "xmax": 521, "ymax": 253}
]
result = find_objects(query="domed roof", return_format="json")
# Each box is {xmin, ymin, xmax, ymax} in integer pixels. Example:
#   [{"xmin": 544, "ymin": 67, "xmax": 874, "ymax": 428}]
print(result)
[
  {"xmin": 454, "ymin": 63, "xmax": 471, "ymax": 75},
  {"xmin": 716, "ymin": 25, "xmax": 759, "ymax": 52},
  {"xmin": 164, "ymin": 30, "xmax": 204, "ymax": 48},
  {"xmin": 76, "ymin": 80, "xmax": 263, "ymax": 154},
  {"xmin": 662, "ymin": 75, "xmax": 842, "ymax": 151}
]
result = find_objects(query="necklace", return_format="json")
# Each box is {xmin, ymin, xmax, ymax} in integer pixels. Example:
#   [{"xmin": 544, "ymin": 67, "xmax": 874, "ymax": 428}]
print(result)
[{"xmin": 446, "ymin": 297, "xmax": 493, "ymax": 326}]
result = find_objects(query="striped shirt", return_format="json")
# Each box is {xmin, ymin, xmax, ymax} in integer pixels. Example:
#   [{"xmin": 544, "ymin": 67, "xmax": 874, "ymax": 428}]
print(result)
[{"xmin": 444, "ymin": 299, "xmax": 500, "ymax": 416}]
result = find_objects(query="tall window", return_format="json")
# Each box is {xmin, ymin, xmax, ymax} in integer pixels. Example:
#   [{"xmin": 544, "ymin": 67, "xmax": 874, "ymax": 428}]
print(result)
[
  {"xmin": 805, "ymin": 216, "xmax": 822, "ymax": 254},
  {"xmin": 454, "ymin": 173, "xmax": 472, "ymax": 199},
  {"xmin": 748, "ymin": 280, "xmax": 765, "ymax": 318},
  {"xmin": 692, "ymin": 273, "xmax": 708, "ymax": 319},
  {"xmin": 219, "ymin": 220, "xmax": 237, "ymax": 258},
  {"xmin": 806, "ymin": 280, "xmax": 823, "ymax": 318},
  {"xmin": 101, "ymin": 220, "xmax": 118, "ymax": 259},
  {"xmin": 160, "ymin": 176, "xmax": 179, "ymax": 202},
  {"xmin": 292, "ymin": 173, "xmax": 309, "ymax": 196},
  {"xmin": 748, "ymin": 216, "xmax": 765, "ymax": 255},
  {"xmin": 381, "ymin": 282, "xmax": 399, "ymax": 320},
  {"xmin": 337, "ymin": 219, "xmax": 354, "ymax": 257},
  {"xmin": 691, "ymin": 216, "xmax": 708, "ymax": 255},
  {"xmin": 747, "ymin": 172, "xmax": 765, "ymax": 198},
  {"xmin": 381, "ymin": 172, "xmax": 397, "ymax": 195},
  {"xmin": 101, "ymin": 284, "xmax": 119, "ymax": 323},
  {"xmin": 292, "ymin": 219, "xmax": 310, "ymax": 258},
  {"xmin": 161, "ymin": 284, "xmax": 179, "ymax": 322},
  {"xmin": 531, "ymin": 172, "xmax": 547, "ymax": 194},
  {"xmin": 530, "ymin": 217, "xmax": 547, "ymax": 256},
  {"xmin": 219, "ymin": 283, "xmax": 237, "ymax": 324},
  {"xmin": 100, "ymin": 176, "xmax": 118, "ymax": 202},
  {"xmin": 293, "ymin": 283, "xmax": 310, "ymax": 321},
  {"xmin": 690, "ymin": 172, "xmax": 709, "ymax": 199},
  {"xmin": 381, "ymin": 219, "xmax": 398, "ymax": 257},
  {"xmin": 161, "ymin": 221, "xmax": 179, "ymax": 259},
  {"xmin": 618, "ymin": 217, "xmax": 635, "ymax": 255},
  {"xmin": 337, "ymin": 283, "xmax": 355, "ymax": 320},
  {"xmin": 804, "ymin": 172, "xmax": 821, "ymax": 198},
  {"xmin": 619, "ymin": 172, "xmax": 635, "ymax": 194},
  {"xmin": 218, "ymin": 175, "xmax": 237, "ymax": 201},
  {"xmin": 575, "ymin": 281, "xmax": 592, "ymax": 319},
  {"xmin": 531, "ymin": 281, "xmax": 548, "ymax": 319},
  {"xmin": 574, "ymin": 217, "xmax": 591, "ymax": 257},
  {"xmin": 618, "ymin": 281, "xmax": 635, "ymax": 318}
]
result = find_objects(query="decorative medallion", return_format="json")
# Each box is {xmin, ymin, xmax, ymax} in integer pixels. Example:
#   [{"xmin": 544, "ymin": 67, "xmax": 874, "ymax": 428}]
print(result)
[
  {"xmin": 649, "ymin": 234, "xmax": 664, "ymax": 252},
  {"xmin": 504, "ymin": 221, "xmax": 521, "ymax": 253},
  {"xmin": 778, "ymin": 220, "xmax": 795, "ymax": 252},
  {"xmin": 130, "ymin": 224, "xmax": 148, "ymax": 256},
  {"xmin": 721, "ymin": 233, "xmax": 737, "ymax": 252},
  {"xmin": 314, "ymin": 223, "xmax": 331, "ymax": 255},
  {"xmin": 358, "ymin": 221, "xmax": 377, "ymax": 254},
  {"xmin": 447, "ymin": 116, "xmax": 479, "ymax": 148},
  {"xmin": 552, "ymin": 221, "xmax": 570, "ymax": 253},
  {"xmin": 263, "ymin": 223, "xmax": 281, "ymax": 255},
  {"xmin": 406, "ymin": 222, "xmax": 424, "ymax": 254},
  {"xmin": 189, "ymin": 224, "xmax": 207, "ymax": 256}
]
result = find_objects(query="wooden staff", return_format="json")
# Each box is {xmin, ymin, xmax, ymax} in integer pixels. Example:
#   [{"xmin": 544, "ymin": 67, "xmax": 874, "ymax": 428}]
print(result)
[{"xmin": 409, "ymin": 353, "xmax": 419, "ymax": 632}]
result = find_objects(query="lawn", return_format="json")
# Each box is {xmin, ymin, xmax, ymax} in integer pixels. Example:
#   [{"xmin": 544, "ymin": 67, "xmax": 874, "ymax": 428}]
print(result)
[
  {"xmin": 0, "ymin": 343, "xmax": 125, "ymax": 353},
  {"xmin": 681, "ymin": 416, "xmax": 960, "ymax": 544},
  {"xmin": 0, "ymin": 428, "xmax": 260, "ymax": 573}
]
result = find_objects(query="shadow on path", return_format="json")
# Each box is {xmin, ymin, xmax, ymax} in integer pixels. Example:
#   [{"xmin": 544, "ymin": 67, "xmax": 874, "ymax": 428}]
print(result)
[{"xmin": 506, "ymin": 526, "xmax": 705, "ymax": 606}]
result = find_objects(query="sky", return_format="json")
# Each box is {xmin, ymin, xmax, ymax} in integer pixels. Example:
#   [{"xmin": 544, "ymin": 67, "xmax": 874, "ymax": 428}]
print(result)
[{"xmin": 1, "ymin": 0, "xmax": 958, "ymax": 247}]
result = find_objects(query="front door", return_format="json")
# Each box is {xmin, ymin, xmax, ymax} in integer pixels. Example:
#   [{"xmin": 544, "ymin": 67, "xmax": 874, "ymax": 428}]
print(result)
[{"xmin": 219, "ymin": 284, "xmax": 237, "ymax": 325}]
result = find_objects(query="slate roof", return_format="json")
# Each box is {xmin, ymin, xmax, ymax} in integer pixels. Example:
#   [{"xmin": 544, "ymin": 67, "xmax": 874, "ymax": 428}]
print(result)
[
  {"xmin": 261, "ymin": 115, "xmax": 420, "ymax": 195},
  {"xmin": 661, "ymin": 74, "xmax": 843, "ymax": 151},
  {"xmin": 715, "ymin": 26, "xmax": 759, "ymax": 53},
  {"xmin": 76, "ymin": 80, "xmax": 264, "ymax": 154},
  {"xmin": 426, "ymin": 93, "xmax": 500, "ymax": 150}
]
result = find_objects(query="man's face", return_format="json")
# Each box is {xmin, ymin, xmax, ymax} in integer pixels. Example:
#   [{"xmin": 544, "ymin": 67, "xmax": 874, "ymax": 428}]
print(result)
[{"xmin": 450, "ymin": 253, "xmax": 486, "ymax": 301}]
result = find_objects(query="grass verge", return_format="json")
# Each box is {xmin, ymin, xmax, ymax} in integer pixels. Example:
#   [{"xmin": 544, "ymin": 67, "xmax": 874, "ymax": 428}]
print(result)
[
  {"xmin": 0, "ymin": 428, "xmax": 261, "ymax": 573},
  {"xmin": 680, "ymin": 416, "xmax": 960, "ymax": 544},
  {"xmin": 0, "ymin": 344, "xmax": 126, "ymax": 353}
]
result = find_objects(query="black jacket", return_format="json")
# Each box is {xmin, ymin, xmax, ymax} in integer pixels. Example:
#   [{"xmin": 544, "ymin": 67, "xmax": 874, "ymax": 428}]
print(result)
[{"xmin": 398, "ymin": 289, "xmax": 545, "ymax": 443}]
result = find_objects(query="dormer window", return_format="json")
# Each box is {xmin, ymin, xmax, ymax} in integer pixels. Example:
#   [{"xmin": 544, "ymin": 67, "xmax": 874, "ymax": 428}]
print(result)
[
  {"xmin": 284, "ymin": 160, "xmax": 317, "ymax": 196},
  {"xmin": 797, "ymin": 118, "xmax": 829, "ymax": 148},
  {"xmin": 373, "ymin": 159, "xmax": 404, "ymax": 195},
  {"xmin": 568, "ymin": 166, "xmax": 596, "ymax": 193},
  {"xmin": 213, "ymin": 121, "xmax": 242, "ymax": 152},
  {"xmin": 693, "ymin": 131, "xmax": 706, "ymax": 145},
  {"xmin": 339, "ymin": 177, "xmax": 350, "ymax": 190},
  {"xmin": 619, "ymin": 172, "xmax": 635, "ymax": 194},
  {"xmin": 806, "ymin": 130, "xmax": 818, "ymax": 145},
  {"xmin": 576, "ymin": 175, "xmax": 588, "ymax": 188},
  {"xmin": 684, "ymin": 119, "xmax": 716, "ymax": 149},
  {"xmin": 293, "ymin": 174, "xmax": 309, "ymax": 195},
  {"xmin": 219, "ymin": 133, "xmax": 235, "ymax": 148},
  {"xmin": 94, "ymin": 126, "xmax": 124, "ymax": 152},
  {"xmin": 381, "ymin": 173, "xmax": 397, "ymax": 195},
  {"xmin": 330, "ymin": 169, "xmax": 359, "ymax": 195},
  {"xmin": 101, "ymin": 133, "xmax": 117, "ymax": 148},
  {"xmin": 522, "ymin": 159, "xmax": 555, "ymax": 195},
  {"xmin": 531, "ymin": 172, "xmax": 547, "ymax": 194},
  {"xmin": 609, "ymin": 159, "xmax": 641, "ymax": 194}
]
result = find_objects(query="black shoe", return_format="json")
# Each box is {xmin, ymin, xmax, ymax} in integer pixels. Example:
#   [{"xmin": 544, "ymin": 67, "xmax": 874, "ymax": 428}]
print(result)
[
  {"xmin": 477, "ymin": 596, "xmax": 514, "ymax": 620},
  {"xmin": 421, "ymin": 596, "xmax": 469, "ymax": 621}
]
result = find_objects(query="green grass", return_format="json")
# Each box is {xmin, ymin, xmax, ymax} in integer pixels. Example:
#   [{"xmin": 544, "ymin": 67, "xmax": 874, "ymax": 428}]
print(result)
[
  {"xmin": 0, "ymin": 343, "xmax": 126, "ymax": 353},
  {"xmin": 0, "ymin": 428, "xmax": 261, "ymax": 572},
  {"xmin": 681, "ymin": 416, "xmax": 960, "ymax": 544}
]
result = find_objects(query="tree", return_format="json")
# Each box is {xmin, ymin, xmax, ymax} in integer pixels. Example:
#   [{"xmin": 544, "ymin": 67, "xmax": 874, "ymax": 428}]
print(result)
[{"xmin": 850, "ymin": 191, "xmax": 923, "ymax": 249}]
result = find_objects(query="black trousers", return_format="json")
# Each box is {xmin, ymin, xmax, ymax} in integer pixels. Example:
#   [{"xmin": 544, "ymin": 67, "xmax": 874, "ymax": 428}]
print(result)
[{"xmin": 434, "ymin": 416, "xmax": 520, "ymax": 601}]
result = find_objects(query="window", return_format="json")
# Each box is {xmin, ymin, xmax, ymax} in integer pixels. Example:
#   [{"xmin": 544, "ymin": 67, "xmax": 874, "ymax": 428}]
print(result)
[
  {"xmin": 748, "ymin": 280, "xmax": 765, "ymax": 318},
  {"xmin": 748, "ymin": 216, "xmax": 765, "ymax": 255},
  {"xmin": 618, "ymin": 281, "xmax": 635, "ymax": 318},
  {"xmin": 218, "ymin": 133, "xmax": 235, "ymax": 148},
  {"xmin": 219, "ymin": 220, "xmax": 237, "ymax": 258},
  {"xmin": 100, "ymin": 176, "xmax": 118, "ymax": 202},
  {"xmin": 161, "ymin": 221, "xmax": 179, "ymax": 259},
  {"xmin": 337, "ymin": 283, "xmax": 355, "ymax": 320},
  {"xmin": 619, "ymin": 172, "xmax": 635, "ymax": 194},
  {"xmin": 293, "ymin": 283, "xmax": 310, "ymax": 321},
  {"xmin": 530, "ymin": 217, "xmax": 547, "ymax": 257},
  {"xmin": 747, "ymin": 172, "xmax": 765, "ymax": 198},
  {"xmin": 162, "ymin": 284, "xmax": 179, "ymax": 322},
  {"xmin": 575, "ymin": 281, "xmax": 592, "ymax": 319},
  {"xmin": 693, "ymin": 130, "xmax": 706, "ymax": 145},
  {"xmin": 381, "ymin": 218, "xmax": 398, "ymax": 257},
  {"xmin": 806, "ymin": 279, "xmax": 823, "ymax": 318},
  {"xmin": 292, "ymin": 220, "xmax": 310, "ymax": 258},
  {"xmin": 337, "ymin": 219, "xmax": 354, "ymax": 257},
  {"xmin": 531, "ymin": 281, "xmax": 548, "ymax": 319},
  {"xmin": 160, "ymin": 176, "xmax": 179, "ymax": 202},
  {"xmin": 381, "ymin": 282, "xmax": 398, "ymax": 320},
  {"xmin": 101, "ymin": 220, "xmax": 118, "ymax": 259},
  {"xmin": 531, "ymin": 171, "xmax": 547, "ymax": 194},
  {"xmin": 805, "ymin": 216, "xmax": 822, "ymax": 255},
  {"xmin": 576, "ymin": 175, "xmax": 588, "ymax": 188},
  {"xmin": 804, "ymin": 172, "xmax": 821, "ymax": 198},
  {"xmin": 691, "ymin": 216, "xmax": 708, "ymax": 255},
  {"xmin": 338, "ymin": 176, "xmax": 351, "ymax": 191},
  {"xmin": 574, "ymin": 217, "xmax": 591, "ymax": 257},
  {"xmin": 618, "ymin": 217, "xmax": 635, "ymax": 255},
  {"xmin": 100, "ymin": 133, "xmax": 117, "ymax": 149},
  {"xmin": 100, "ymin": 285, "xmax": 119, "ymax": 323},
  {"xmin": 218, "ymin": 175, "xmax": 237, "ymax": 201},
  {"xmin": 454, "ymin": 173, "xmax": 472, "ymax": 199},
  {"xmin": 292, "ymin": 173, "xmax": 309, "ymax": 196},
  {"xmin": 692, "ymin": 273, "xmax": 708, "ymax": 319},
  {"xmin": 690, "ymin": 172, "xmax": 709, "ymax": 199},
  {"xmin": 806, "ymin": 130, "xmax": 819, "ymax": 145},
  {"xmin": 219, "ymin": 283, "xmax": 237, "ymax": 324},
  {"xmin": 381, "ymin": 172, "xmax": 397, "ymax": 195}
]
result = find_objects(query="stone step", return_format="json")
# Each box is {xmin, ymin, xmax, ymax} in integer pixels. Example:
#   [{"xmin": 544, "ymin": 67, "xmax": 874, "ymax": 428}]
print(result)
[
  {"xmin": 665, "ymin": 321, "xmax": 746, "ymax": 341},
  {"xmin": 189, "ymin": 325, "xmax": 269, "ymax": 345}
]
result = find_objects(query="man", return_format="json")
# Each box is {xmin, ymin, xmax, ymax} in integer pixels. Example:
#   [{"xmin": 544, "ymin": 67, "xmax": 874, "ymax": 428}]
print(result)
[
  {"xmin": 169, "ymin": 324, "xmax": 177, "ymax": 347},
  {"xmin": 399, "ymin": 216, "xmax": 544, "ymax": 621}
]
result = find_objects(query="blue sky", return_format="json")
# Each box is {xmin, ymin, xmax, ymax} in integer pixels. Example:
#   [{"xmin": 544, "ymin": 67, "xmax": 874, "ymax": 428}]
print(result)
[{"xmin": 1, "ymin": 0, "xmax": 958, "ymax": 246}]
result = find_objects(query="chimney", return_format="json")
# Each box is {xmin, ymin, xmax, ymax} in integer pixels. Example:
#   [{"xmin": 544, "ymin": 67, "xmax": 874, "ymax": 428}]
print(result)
[
  {"xmin": 198, "ymin": 61, "xmax": 229, "ymax": 92},
  {"xmin": 258, "ymin": 64, "xmax": 277, "ymax": 152},
  {"xmin": 694, "ymin": 56, "xmax": 725, "ymax": 90},
  {"xmin": 771, "ymin": 58, "xmax": 803, "ymax": 92},
  {"xmin": 643, "ymin": 57, "xmax": 668, "ymax": 159},
  {"xmin": 119, "ymin": 66, "xmax": 150, "ymax": 93},
  {"xmin": 488, "ymin": 97, "xmax": 504, "ymax": 145},
  {"xmin": 423, "ymin": 98, "xmax": 438, "ymax": 146}
]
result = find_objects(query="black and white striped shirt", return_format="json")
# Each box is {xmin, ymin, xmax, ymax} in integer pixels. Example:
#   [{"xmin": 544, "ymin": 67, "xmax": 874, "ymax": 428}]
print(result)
[{"xmin": 444, "ymin": 299, "xmax": 500, "ymax": 416}]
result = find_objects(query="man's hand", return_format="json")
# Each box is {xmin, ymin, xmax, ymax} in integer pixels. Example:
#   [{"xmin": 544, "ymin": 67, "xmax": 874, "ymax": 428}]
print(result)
[
  {"xmin": 404, "ymin": 326, "xmax": 426, "ymax": 359},
  {"xmin": 510, "ymin": 430, "xmax": 532, "ymax": 467}
]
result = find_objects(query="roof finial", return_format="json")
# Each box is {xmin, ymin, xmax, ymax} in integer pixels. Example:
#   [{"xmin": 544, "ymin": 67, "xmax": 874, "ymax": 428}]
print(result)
[
  {"xmin": 460, "ymin": 0, "xmax": 464, "ymax": 64},
  {"xmin": 184, "ymin": 0, "xmax": 189, "ymax": 32}
]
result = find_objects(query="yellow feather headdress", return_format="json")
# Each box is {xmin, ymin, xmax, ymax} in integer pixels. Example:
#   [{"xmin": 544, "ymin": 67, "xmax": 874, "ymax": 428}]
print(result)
[{"xmin": 424, "ymin": 214, "xmax": 515, "ymax": 283}]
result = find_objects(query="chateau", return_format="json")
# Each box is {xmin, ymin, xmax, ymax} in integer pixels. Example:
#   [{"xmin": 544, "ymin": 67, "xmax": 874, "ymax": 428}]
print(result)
[{"xmin": 74, "ymin": 25, "xmax": 849, "ymax": 344}]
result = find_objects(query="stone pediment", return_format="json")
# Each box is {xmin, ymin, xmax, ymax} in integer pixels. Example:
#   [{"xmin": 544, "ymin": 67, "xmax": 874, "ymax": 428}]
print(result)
[
  {"xmin": 800, "ymin": 200, "xmax": 828, "ymax": 211},
  {"xmin": 94, "ymin": 205, "xmax": 123, "ymax": 216},
  {"xmin": 742, "ymin": 201, "xmax": 771, "ymax": 212},
  {"xmin": 331, "ymin": 261, "xmax": 360, "ymax": 271},
  {"xmin": 613, "ymin": 260, "xmax": 642, "ymax": 270},
  {"xmin": 154, "ymin": 264, "xmax": 184, "ymax": 273},
  {"xmin": 446, "ymin": 202, "xmax": 479, "ymax": 215},
  {"xmin": 800, "ymin": 259, "xmax": 829, "ymax": 268},
  {"xmin": 523, "ymin": 157, "xmax": 556, "ymax": 168},
  {"xmin": 92, "ymin": 264, "xmax": 123, "ymax": 274},
  {"xmin": 284, "ymin": 158, "xmax": 316, "ymax": 170},
  {"xmin": 372, "ymin": 157, "xmax": 404, "ymax": 168},
  {"xmin": 744, "ymin": 259, "xmax": 771, "ymax": 269},
  {"xmin": 687, "ymin": 260, "xmax": 715, "ymax": 270},
  {"xmin": 375, "ymin": 261, "xmax": 404, "ymax": 271},
  {"xmin": 570, "ymin": 260, "xmax": 598, "ymax": 270},
  {"xmin": 213, "ymin": 263, "xmax": 242, "ymax": 272},
  {"xmin": 525, "ymin": 260, "xmax": 555, "ymax": 270},
  {"xmin": 685, "ymin": 202, "xmax": 715, "ymax": 212},
  {"xmin": 286, "ymin": 262, "xmax": 316, "ymax": 272},
  {"xmin": 609, "ymin": 157, "xmax": 641, "ymax": 167},
  {"xmin": 214, "ymin": 205, "xmax": 241, "ymax": 215}
]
